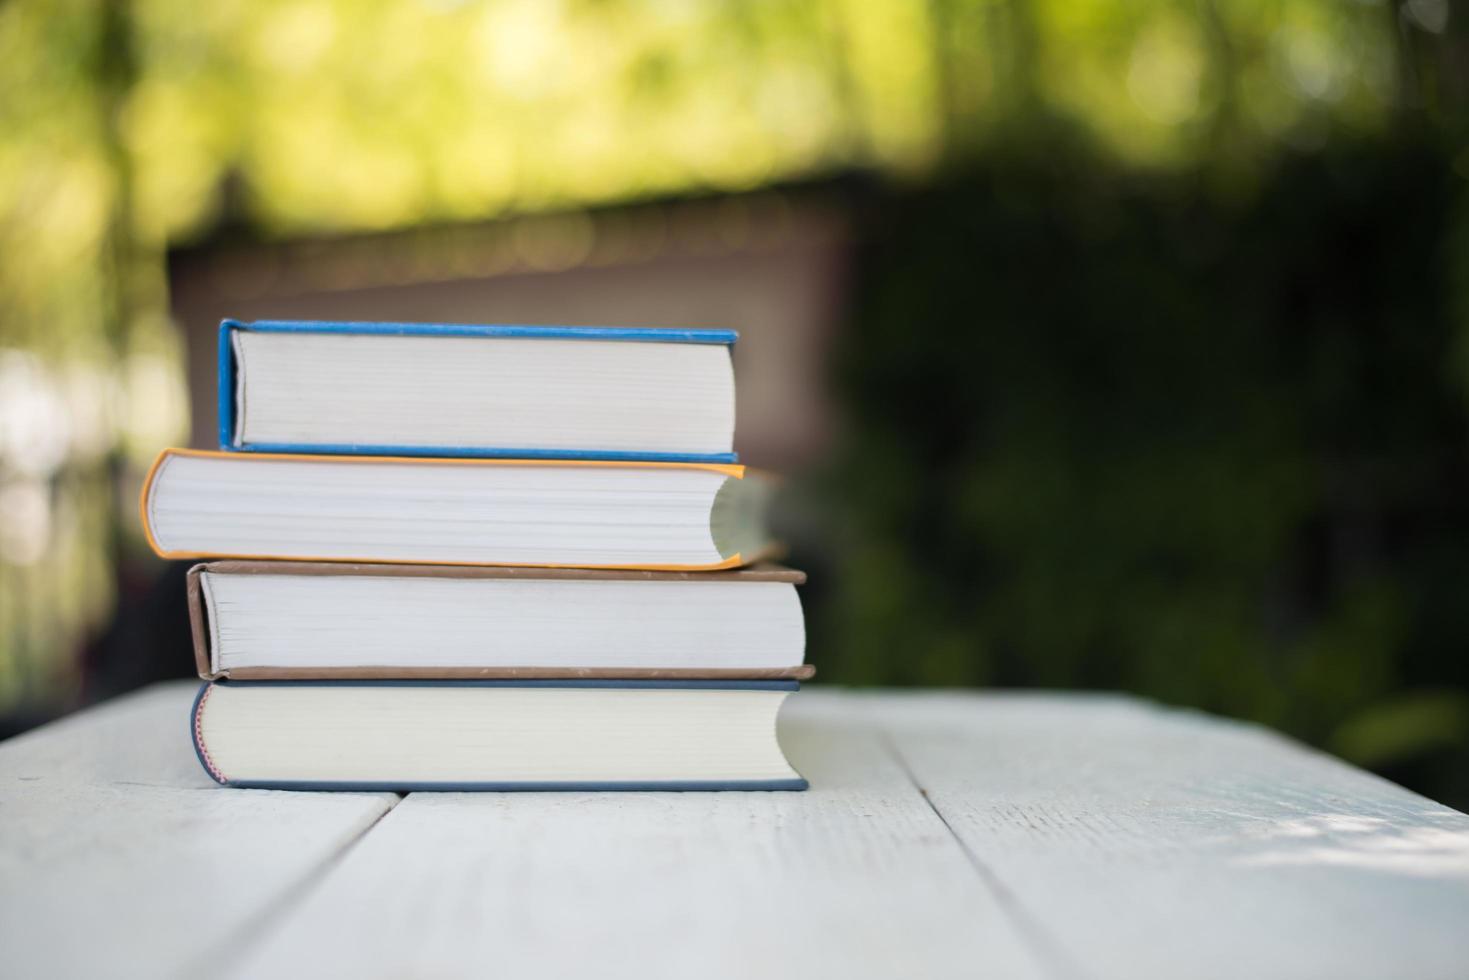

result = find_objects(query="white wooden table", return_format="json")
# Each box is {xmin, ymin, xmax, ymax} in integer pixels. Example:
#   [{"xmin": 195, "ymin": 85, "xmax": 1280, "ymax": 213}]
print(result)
[{"xmin": 4, "ymin": 682, "xmax": 1468, "ymax": 980}]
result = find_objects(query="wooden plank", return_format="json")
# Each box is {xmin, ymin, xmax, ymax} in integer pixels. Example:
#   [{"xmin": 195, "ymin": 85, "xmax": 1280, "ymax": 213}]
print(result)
[
  {"xmin": 226, "ymin": 690, "xmax": 1050, "ymax": 980},
  {"xmin": 15, "ymin": 684, "xmax": 1466, "ymax": 979},
  {"xmin": 0, "ymin": 682, "xmax": 397, "ymax": 980},
  {"xmin": 875, "ymin": 692, "xmax": 1469, "ymax": 980}
]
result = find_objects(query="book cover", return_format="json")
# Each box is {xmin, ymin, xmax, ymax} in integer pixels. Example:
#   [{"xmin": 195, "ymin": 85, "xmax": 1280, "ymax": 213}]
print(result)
[
  {"xmin": 191, "ymin": 678, "xmax": 809, "ymax": 792},
  {"xmin": 140, "ymin": 447, "xmax": 772, "ymax": 571},
  {"xmin": 218, "ymin": 319, "xmax": 740, "ymax": 463},
  {"xmin": 185, "ymin": 560, "xmax": 814, "ymax": 681}
]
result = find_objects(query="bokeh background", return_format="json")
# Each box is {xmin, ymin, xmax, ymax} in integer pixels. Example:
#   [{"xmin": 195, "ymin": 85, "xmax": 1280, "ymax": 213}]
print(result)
[{"xmin": 3, "ymin": 0, "xmax": 1469, "ymax": 807}]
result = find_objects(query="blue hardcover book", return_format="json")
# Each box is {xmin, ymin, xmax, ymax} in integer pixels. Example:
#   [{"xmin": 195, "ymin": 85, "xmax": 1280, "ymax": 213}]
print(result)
[
  {"xmin": 191, "ymin": 679, "xmax": 807, "ymax": 792},
  {"xmin": 218, "ymin": 319, "xmax": 740, "ymax": 463}
]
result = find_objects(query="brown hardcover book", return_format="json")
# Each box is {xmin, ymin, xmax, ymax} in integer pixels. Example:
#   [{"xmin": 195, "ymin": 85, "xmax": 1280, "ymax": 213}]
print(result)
[{"xmin": 187, "ymin": 561, "xmax": 813, "ymax": 681}]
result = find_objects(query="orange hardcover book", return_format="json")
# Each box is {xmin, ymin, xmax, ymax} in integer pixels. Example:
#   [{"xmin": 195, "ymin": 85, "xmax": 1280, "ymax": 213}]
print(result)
[{"xmin": 140, "ymin": 448, "xmax": 777, "ymax": 571}]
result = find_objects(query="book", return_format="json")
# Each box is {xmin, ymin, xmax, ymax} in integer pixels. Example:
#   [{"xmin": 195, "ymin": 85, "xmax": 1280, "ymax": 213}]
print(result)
[
  {"xmin": 186, "ymin": 561, "xmax": 813, "ymax": 680},
  {"xmin": 218, "ymin": 320, "xmax": 739, "ymax": 463},
  {"xmin": 140, "ymin": 449, "xmax": 775, "ymax": 570},
  {"xmin": 190, "ymin": 679, "xmax": 807, "ymax": 791}
]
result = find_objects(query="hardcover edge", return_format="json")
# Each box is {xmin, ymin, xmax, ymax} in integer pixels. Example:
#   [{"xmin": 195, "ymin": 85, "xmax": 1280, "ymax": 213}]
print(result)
[
  {"xmin": 217, "ymin": 319, "xmax": 238, "ymax": 452},
  {"xmin": 211, "ymin": 678, "xmax": 801, "ymax": 690},
  {"xmin": 196, "ymin": 558, "xmax": 806, "ymax": 584},
  {"xmin": 234, "ymin": 443, "xmax": 740, "ymax": 464},
  {"xmin": 218, "ymin": 319, "xmax": 739, "ymax": 462},
  {"xmin": 185, "ymin": 564, "xmax": 217, "ymax": 679},
  {"xmin": 225, "ymin": 778, "xmax": 809, "ymax": 792},
  {"xmin": 190, "ymin": 682, "xmax": 227, "ymax": 785},
  {"xmin": 235, "ymin": 319, "xmax": 739, "ymax": 344},
  {"xmin": 219, "ymin": 665, "xmax": 817, "ymax": 681}
]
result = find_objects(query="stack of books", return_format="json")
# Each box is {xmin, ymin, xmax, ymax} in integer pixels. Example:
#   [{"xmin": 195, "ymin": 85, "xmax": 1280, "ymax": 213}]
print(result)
[{"xmin": 140, "ymin": 320, "xmax": 810, "ymax": 791}]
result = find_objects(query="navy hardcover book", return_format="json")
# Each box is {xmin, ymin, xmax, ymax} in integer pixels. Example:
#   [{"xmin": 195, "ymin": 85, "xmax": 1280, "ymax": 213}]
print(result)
[{"xmin": 191, "ymin": 679, "xmax": 807, "ymax": 792}]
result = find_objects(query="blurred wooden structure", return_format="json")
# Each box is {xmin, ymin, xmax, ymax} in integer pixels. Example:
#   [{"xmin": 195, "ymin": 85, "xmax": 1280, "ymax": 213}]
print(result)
[{"xmin": 169, "ymin": 187, "xmax": 854, "ymax": 469}]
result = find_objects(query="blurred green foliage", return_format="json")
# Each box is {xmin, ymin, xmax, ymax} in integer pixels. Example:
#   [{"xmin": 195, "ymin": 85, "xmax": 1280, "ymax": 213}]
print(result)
[{"xmin": 1, "ymin": 0, "xmax": 1405, "ymax": 266}]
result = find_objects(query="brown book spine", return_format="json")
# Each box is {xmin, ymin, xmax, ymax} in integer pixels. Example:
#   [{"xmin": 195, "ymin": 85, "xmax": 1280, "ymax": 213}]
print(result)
[
  {"xmin": 185, "ymin": 563, "xmax": 216, "ymax": 679},
  {"xmin": 194, "ymin": 559, "xmax": 805, "ymax": 584}
]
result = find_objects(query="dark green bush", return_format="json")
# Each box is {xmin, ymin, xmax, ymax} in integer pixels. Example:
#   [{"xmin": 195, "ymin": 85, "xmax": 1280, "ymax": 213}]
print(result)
[{"xmin": 796, "ymin": 133, "xmax": 1469, "ymax": 808}]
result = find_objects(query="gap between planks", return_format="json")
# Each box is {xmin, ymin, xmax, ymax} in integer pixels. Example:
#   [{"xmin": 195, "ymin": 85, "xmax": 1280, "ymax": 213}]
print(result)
[
  {"xmin": 213, "ymin": 689, "xmax": 1082, "ymax": 980},
  {"xmin": 875, "ymin": 710, "xmax": 1090, "ymax": 980},
  {"xmin": 175, "ymin": 793, "xmax": 405, "ymax": 980},
  {"xmin": 218, "ymin": 688, "xmax": 1053, "ymax": 980}
]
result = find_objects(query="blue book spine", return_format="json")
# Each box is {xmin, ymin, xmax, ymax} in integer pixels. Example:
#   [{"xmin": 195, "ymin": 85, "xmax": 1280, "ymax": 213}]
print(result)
[
  {"xmin": 217, "ymin": 319, "xmax": 740, "ymax": 464},
  {"xmin": 190, "ymin": 679, "xmax": 807, "ymax": 793}
]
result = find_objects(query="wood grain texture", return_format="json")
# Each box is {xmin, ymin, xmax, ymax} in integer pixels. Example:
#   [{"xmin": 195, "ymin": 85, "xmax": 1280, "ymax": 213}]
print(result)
[
  {"xmin": 6, "ymin": 684, "xmax": 1468, "ymax": 980},
  {"xmin": 225, "ymin": 691, "xmax": 1047, "ymax": 980},
  {"xmin": 873, "ymin": 692, "xmax": 1469, "ymax": 980},
  {"xmin": 0, "ymin": 683, "xmax": 396, "ymax": 980}
]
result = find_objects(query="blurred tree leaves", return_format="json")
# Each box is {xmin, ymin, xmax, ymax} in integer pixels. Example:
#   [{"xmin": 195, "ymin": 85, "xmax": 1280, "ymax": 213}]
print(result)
[{"xmin": 3, "ymin": 0, "xmax": 1426, "ymax": 276}]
